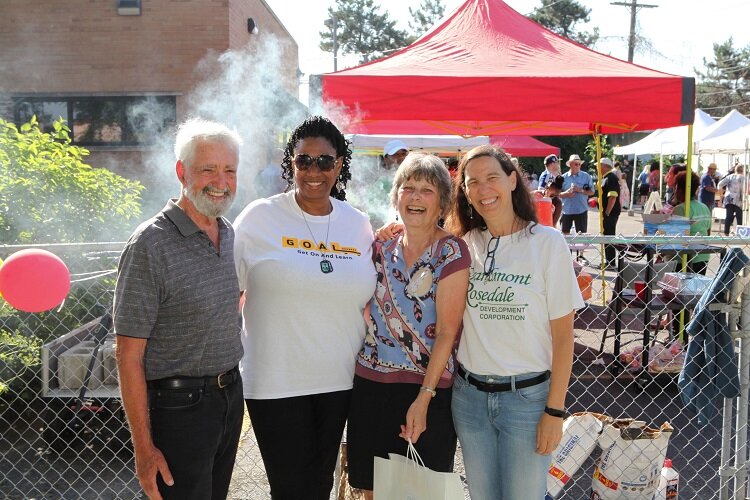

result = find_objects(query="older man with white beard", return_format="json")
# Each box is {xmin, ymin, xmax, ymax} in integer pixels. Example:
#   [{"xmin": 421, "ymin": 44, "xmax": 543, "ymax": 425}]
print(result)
[{"xmin": 115, "ymin": 118, "xmax": 244, "ymax": 500}]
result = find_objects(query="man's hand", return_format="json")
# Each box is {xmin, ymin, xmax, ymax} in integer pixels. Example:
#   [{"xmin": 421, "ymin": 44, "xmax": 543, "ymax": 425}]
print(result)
[{"xmin": 135, "ymin": 443, "xmax": 174, "ymax": 500}]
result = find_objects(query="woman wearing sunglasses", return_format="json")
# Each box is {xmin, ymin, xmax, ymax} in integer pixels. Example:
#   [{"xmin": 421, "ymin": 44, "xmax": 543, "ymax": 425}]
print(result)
[
  {"xmin": 233, "ymin": 116, "xmax": 377, "ymax": 499},
  {"xmin": 346, "ymin": 153, "xmax": 470, "ymax": 498},
  {"xmin": 446, "ymin": 145, "xmax": 583, "ymax": 499}
]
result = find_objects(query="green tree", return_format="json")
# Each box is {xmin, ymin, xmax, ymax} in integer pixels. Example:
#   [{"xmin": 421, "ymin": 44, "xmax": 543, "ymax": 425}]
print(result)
[
  {"xmin": 408, "ymin": 0, "xmax": 446, "ymax": 39},
  {"xmin": 528, "ymin": 0, "xmax": 599, "ymax": 47},
  {"xmin": 0, "ymin": 117, "xmax": 144, "ymax": 396},
  {"xmin": 696, "ymin": 38, "xmax": 750, "ymax": 116},
  {"xmin": 0, "ymin": 116, "xmax": 144, "ymax": 244},
  {"xmin": 320, "ymin": 0, "xmax": 411, "ymax": 63}
]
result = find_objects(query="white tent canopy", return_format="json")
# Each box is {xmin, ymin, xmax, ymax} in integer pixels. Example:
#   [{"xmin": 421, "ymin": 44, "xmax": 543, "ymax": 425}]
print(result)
[
  {"xmin": 697, "ymin": 109, "xmax": 750, "ymax": 144},
  {"xmin": 613, "ymin": 109, "xmax": 715, "ymax": 155},
  {"xmin": 698, "ymin": 123, "xmax": 750, "ymax": 153},
  {"xmin": 347, "ymin": 134, "xmax": 489, "ymax": 155}
]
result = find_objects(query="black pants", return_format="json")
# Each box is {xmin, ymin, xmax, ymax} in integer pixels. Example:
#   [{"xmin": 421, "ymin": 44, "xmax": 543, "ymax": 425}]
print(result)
[
  {"xmin": 725, "ymin": 203, "xmax": 743, "ymax": 235},
  {"xmin": 246, "ymin": 390, "xmax": 351, "ymax": 500},
  {"xmin": 149, "ymin": 376, "xmax": 244, "ymax": 500},
  {"xmin": 603, "ymin": 209, "xmax": 620, "ymax": 266},
  {"xmin": 561, "ymin": 211, "xmax": 588, "ymax": 234}
]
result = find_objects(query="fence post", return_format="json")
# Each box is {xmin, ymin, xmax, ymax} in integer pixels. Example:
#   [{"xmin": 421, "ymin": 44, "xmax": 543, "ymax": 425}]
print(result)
[{"xmin": 734, "ymin": 269, "xmax": 750, "ymax": 498}]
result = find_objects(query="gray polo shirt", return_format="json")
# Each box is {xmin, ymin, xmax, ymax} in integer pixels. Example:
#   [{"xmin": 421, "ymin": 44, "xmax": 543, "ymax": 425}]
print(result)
[{"xmin": 113, "ymin": 200, "xmax": 243, "ymax": 380}]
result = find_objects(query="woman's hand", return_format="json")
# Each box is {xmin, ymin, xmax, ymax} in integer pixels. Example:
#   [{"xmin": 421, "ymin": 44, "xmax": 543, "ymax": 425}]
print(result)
[
  {"xmin": 374, "ymin": 222, "xmax": 404, "ymax": 241},
  {"xmin": 399, "ymin": 394, "xmax": 430, "ymax": 443},
  {"xmin": 536, "ymin": 412, "xmax": 563, "ymax": 455}
]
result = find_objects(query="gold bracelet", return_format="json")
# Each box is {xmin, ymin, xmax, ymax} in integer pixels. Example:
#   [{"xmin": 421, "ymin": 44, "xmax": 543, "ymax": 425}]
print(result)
[{"xmin": 419, "ymin": 386, "xmax": 436, "ymax": 398}]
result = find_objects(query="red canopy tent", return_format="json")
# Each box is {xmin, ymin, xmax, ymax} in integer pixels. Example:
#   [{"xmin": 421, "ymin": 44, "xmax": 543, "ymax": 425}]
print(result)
[
  {"xmin": 490, "ymin": 135, "xmax": 559, "ymax": 157},
  {"xmin": 318, "ymin": 0, "xmax": 694, "ymax": 136}
]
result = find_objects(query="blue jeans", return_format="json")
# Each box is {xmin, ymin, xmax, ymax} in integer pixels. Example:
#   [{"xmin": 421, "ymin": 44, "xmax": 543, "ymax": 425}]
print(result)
[{"xmin": 452, "ymin": 367, "xmax": 552, "ymax": 500}]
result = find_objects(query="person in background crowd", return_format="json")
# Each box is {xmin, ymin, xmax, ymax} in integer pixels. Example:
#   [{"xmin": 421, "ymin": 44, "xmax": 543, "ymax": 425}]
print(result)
[
  {"xmin": 115, "ymin": 118, "xmax": 244, "ymax": 500},
  {"xmin": 539, "ymin": 154, "xmax": 560, "ymax": 189},
  {"xmin": 699, "ymin": 163, "xmax": 720, "ymax": 209},
  {"xmin": 648, "ymin": 161, "xmax": 661, "ymax": 195},
  {"xmin": 233, "ymin": 116, "xmax": 377, "ymax": 499},
  {"xmin": 618, "ymin": 168, "xmax": 631, "ymax": 210},
  {"xmin": 446, "ymin": 145, "xmax": 583, "ymax": 499},
  {"xmin": 446, "ymin": 157, "xmax": 459, "ymax": 178},
  {"xmin": 638, "ymin": 164, "xmax": 650, "ymax": 205},
  {"xmin": 672, "ymin": 170, "xmax": 713, "ymax": 273},
  {"xmin": 541, "ymin": 175, "xmax": 565, "ymax": 227},
  {"xmin": 718, "ymin": 164, "xmax": 746, "ymax": 235},
  {"xmin": 383, "ymin": 139, "xmax": 409, "ymax": 170},
  {"xmin": 347, "ymin": 153, "xmax": 470, "ymax": 499},
  {"xmin": 559, "ymin": 154, "xmax": 594, "ymax": 234},
  {"xmin": 621, "ymin": 158, "xmax": 634, "ymax": 194},
  {"xmin": 599, "ymin": 158, "xmax": 621, "ymax": 268}
]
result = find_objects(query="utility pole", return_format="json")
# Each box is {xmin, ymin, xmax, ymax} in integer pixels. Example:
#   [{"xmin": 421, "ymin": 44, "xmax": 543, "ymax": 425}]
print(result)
[
  {"xmin": 611, "ymin": 0, "xmax": 657, "ymax": 62},
  {"xmin": 324, "ymin": 16, "xmax": 339, "ymax": 72}
]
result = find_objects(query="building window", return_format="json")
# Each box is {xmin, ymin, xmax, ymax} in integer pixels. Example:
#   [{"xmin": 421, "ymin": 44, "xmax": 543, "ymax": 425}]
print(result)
[{"xmin": 13, "ymin": 96, "xmax": 176, "ymax": 146}]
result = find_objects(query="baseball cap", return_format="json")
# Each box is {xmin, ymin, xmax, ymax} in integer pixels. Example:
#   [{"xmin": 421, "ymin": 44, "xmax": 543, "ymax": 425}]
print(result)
[
  {"xmin": 600, "ymin": 158, "xmax": 613, "ymax": 168},
  {"xmin": 384, "ymin": 139, "xmax": 408, "ymax": 156},
  {"xmin": 544, "ymin": 154, "xmax": 558, "ymax": 165}
]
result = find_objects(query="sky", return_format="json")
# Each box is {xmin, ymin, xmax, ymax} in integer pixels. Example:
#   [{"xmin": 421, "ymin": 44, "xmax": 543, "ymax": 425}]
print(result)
[{"xmin": 264, "ymin": 0, "xmax": 750, "ymax": 110}]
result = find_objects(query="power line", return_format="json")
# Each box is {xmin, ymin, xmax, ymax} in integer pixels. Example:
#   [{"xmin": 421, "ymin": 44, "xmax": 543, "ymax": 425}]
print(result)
[{"xmin": 610, "ymin": 0, "xmax": 658, "ymax": 62}]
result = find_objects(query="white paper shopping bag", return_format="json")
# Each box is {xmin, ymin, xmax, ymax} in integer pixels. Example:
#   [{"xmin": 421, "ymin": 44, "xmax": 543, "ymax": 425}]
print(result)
[{"xmin": 373, "ymin": 441, "xmax": 464, "ymax": 500}]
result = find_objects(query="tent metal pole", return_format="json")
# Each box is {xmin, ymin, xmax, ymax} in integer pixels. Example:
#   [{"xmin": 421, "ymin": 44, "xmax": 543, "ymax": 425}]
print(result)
[{"xmin": 594, "ymin": 132, "xmax": 607, "ymax": 307}]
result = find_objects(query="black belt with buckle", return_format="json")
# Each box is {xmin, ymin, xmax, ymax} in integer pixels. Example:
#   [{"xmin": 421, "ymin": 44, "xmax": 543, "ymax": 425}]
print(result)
[
  {"xmin": 147, "ymin": 366, "xmax": 239, "ymax": 390},
  {"xmin": 457, "ymin": 365, "xmax": 550, "ymax": 393}
]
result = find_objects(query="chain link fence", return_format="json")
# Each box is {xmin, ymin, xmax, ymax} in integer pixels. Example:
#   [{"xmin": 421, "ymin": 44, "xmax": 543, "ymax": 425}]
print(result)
[{"xmin": 1, "ymin": 235, "xmax": 749, "ymax": 499}]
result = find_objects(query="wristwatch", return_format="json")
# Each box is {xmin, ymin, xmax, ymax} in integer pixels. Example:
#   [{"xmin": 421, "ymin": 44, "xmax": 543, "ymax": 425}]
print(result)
[{"xmin": 544, "ymin": 406, "xmax": 569, "ymax": 419}]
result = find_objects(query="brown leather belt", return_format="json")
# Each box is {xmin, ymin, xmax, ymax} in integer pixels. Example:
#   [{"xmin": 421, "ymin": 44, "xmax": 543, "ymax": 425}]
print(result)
[
  {"xmin": 147, "ymin": 366, "xmax": 239, "ymax": 390},
  {"xmin": 457, "ymin": 365, "xmax": 550, "ymax": 393}
]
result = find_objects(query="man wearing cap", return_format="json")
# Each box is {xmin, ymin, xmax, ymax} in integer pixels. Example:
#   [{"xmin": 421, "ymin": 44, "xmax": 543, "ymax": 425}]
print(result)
[
  {"xmin": 383, "ymin": 139, "xmax": 409, "ymax": 170},
  {"xmin": 599, "ymin": 158, "xmax": 621, "ymax": 267},
  {"xmin": 699, "ymin": 163, "xmax": 720, "ymax": 209},
  {"xmin": 560, "ymin": 154, "xmax": 595, "ymax": 234},
  {"xmin": 539, "ymin": 154, "xmax": 560, "ymax": 189}
]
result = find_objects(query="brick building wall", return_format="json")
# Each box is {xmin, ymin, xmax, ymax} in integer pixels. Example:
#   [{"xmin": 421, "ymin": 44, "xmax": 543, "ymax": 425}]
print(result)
[{"xmin": 0, "ymin": 0, "xmax": 300, "ymax": 187}]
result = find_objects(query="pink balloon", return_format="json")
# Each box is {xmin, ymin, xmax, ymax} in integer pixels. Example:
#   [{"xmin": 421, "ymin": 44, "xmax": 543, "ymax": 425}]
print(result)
[{"xmin": 0, "ymin": 249, "xmax": 71, "ymax": 313}]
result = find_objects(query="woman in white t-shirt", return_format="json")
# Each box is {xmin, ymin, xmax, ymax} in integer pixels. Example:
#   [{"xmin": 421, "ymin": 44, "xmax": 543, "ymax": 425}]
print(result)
[
  {"xmin": 445, "ymin": 145, "xmax": 584, "ymax": 499},
  {"xmin": 233, "ymin": 116, "xmax": 377, "ymax": 499}
]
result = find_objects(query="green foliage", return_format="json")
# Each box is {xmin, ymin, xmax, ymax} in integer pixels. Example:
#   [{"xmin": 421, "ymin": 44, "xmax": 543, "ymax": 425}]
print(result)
[
  {"xmin": 584, "ymin": 135, "xmax": 614, "ymax": 167},
  {"xmin": 0, "ymin": 116, "xmax": 140, "ymax": 397},
  {"xmin": 0, "ymin": 116, "xmax": 144, "ymax": 244},
  {"xmin": 320, "ymin": 0, "xmax": 411, "ymax": 63},
  {"xmin": 0, "ymin": 327, "xmax": 42, "ymax": 396},
  {"xmin": 696, "ymin": 38, "xmax": 750, "ymax": 116},
  {"xmin": 528, "ymin": 0, "xmax": 599, "ymax": 47},
  {"xmin": 408, "ymin": 0, "xmax": 446, "ymax": 39}
]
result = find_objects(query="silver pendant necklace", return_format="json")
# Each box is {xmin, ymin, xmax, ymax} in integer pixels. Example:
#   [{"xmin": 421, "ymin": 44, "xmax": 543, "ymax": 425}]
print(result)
[{"xmin": 299, "ymin": 203, "xmax": 333, "ymax": 274}]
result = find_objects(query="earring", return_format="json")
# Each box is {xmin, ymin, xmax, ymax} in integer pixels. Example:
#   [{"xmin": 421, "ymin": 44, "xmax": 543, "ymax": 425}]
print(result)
[
  {"xmin": 336, "ymin": 179, "xmax": 345, "ymax": 191},
  {"xmin": 468, "ymin": 204, "xmax": 474, "ymax": 220}
]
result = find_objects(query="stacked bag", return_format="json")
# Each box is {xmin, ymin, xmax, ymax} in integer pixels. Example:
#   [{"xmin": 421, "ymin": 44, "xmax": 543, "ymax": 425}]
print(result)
[{"xmin": 546, "ymin": 412, "xmax": 673, "ymax": 499}]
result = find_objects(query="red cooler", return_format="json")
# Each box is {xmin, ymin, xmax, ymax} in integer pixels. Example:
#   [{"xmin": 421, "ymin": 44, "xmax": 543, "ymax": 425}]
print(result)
[{"xmin": 534, "ymin": 196, "xmax": 553, "ymax": 226}]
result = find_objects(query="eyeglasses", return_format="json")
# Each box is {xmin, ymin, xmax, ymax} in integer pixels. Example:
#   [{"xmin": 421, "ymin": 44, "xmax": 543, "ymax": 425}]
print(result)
[
  {"xmin": 293, "ymin": 154, "xmax": 337, "ymax": 171},
  {"xmin": 484, "ymin": 236, "xmax": 500, "ymax": 275}
]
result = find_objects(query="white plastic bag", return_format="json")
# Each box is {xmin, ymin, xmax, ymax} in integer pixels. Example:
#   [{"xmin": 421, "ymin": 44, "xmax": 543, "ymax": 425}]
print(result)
[
  {"xmin": 547, "ymin": 412, "xmax": 611, "ymax": 498},
  {"xmin": 373, "ymin": 441, "xmax": 464, "ymax": 500},
  {"xmin": 591, "ymin": 420, "xmax": 673, "ymax": 499}
]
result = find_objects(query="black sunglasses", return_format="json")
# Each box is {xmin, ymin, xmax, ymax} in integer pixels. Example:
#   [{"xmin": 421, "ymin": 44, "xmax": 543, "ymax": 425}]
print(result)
[
  {"xmin": 484, "ymin": 236, "xmax": 500, "ymax": 275},
  {"xmin": 293, "ymin": 154, "xmax": 337, "ymax": 172}
]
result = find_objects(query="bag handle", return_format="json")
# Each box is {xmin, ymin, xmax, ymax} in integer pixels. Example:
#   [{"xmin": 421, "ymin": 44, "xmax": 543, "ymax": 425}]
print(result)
[{"xmin": 406, "ymin": 439, "xmax": 426, "ymax": 468}]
